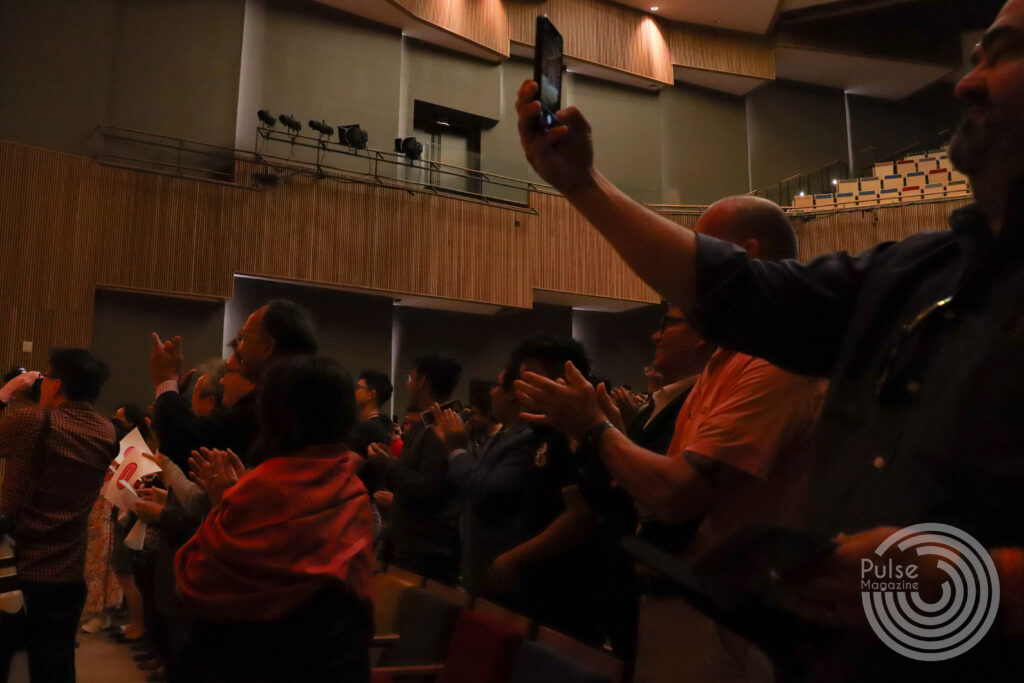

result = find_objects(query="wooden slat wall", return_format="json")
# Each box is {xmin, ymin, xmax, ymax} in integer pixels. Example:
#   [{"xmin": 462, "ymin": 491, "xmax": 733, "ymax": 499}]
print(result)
[
  {"xmin": 791, "ymin": 200, "xmax": 970, "ymax": 261},
  {"xmin": 508, "ymin": 0, "xmax": 771, "ymax": 83},
  {"xmin": 668, "ymin": 24, "xmax": 774, "ymax": 79},
  {"xmin": 527, "ymin": 193, "xmax": 660, "ymax": 303},
  {"xmin": 388, "ymin": 0, "xmax": 509, "ymax": 57},
  {"xmin": 0, "ymin": 141, "xmax": 974, "ymax": 371},
  {"xmin": 509, "ymin": 0, "xmax": 674, "ymax": 85}
]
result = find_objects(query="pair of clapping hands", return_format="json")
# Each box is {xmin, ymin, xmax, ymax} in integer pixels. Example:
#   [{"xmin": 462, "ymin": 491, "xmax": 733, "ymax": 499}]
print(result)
[{"xmin": 132, "ymin": 447, "xmax": 245, "ymax": 522}]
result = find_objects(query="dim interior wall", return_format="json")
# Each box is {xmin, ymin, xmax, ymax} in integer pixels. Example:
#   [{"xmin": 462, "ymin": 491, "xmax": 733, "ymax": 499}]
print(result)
[
  {"xmin": 572, "ymin": 305, "xmax": 664, "ymax": 392},
  {"xmin": 224, "ymin": 277, "xmax": 394, "ymax": 405},
  {"xmin": 106, "ymin": 0, "xmax": 246, "ymax": 148},
  {"xmin": 391, "ymin": 304, "xmax": 572, "ymax": 415},
  {"xmin": 0, "ymin": 0, "xmax": 118, "ymax": 156},
  {"xmin": 746, "ymin": 80, "xmax": 849, "ymax": 191},
  {"xmin": 480, "ymin": 58, "xmax": 544, "ymax": 202},
  {"xmin": 246, "ymin": 1, "xmax": 402, "ymax": 169},
  {"xmin": 569, "ymin": 74, "xmax": 664, "ymax": 204},
  {"xmin": 90, "ymin": 289, "xmax": 226, "ymax": 417},
  {"xmin": 660, "ymin": 83, "xmax": 749, "ymax": 205}
]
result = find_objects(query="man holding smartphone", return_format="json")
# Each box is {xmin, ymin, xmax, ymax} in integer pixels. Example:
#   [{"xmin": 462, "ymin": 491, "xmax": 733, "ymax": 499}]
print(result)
[
  {"xmin": 369, "ymin": 353, "xmax": 462, "ymax": 583},
  {"xmin": 515, "ymin": 1, "xmax": 1024, "ymax": 678}
]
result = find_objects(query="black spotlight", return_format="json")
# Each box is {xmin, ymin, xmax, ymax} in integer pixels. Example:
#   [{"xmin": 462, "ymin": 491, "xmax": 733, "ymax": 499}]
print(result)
[
  {"xmin": 278, "ymin": 114, "xmax": 302, "ymax": 133},
  {"xmin": 257, "ymin": 109, "xmax": 277, "ymax": 127},
  {"xmin": 309, "ymin": 120, "xmax": 334, "ymax": 137},
  {"xmin": 395, "ymin": 136, "xmax": 423, "ymax": 161},
  {"xmin": 338, "ymin": 124, "xmax": 368, "ymax": 150}
]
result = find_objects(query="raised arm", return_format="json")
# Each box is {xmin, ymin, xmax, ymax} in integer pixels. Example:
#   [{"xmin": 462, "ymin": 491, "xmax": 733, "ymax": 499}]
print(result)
[{"xmin": 516, "ymin": 79, "xmax": 698, "ymax": 310}]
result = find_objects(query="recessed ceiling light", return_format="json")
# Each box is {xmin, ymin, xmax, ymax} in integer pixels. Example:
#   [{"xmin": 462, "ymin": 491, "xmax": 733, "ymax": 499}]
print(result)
[{"xmin": 650, "ymin": 6, "xmax": 659, "ymax": 11}]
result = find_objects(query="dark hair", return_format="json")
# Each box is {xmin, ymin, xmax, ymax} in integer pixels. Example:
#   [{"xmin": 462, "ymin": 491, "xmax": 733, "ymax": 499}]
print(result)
[
  {"xmin": 3, "ymin": 366, "xmax": 26, "ymax": 384},
  {"xmin": 48, "ymin": 348, "xmax": 110, "ymax": 402},
  {"xmin": 510, "ymin": 334, "xmax": 591, "ymax": 380},
  {"xmin": 358, "ymin": 370, "xmax": 393, "ymax": 407},
  {"xmin": 261, "ymin": 299, "xmax": 319, "ymax": 358},
  {"xmin": 113, "ymin": 402, "xmax": 153, "ymax": 443},
  {"xmin": 412, "ymin": 353, "xmax": 461, "ymax": 400},
  {"xmin": 470, "ymin": 390, "xmax": 493, "ymax": 414},
  {"xmin": 250, "ymin": 356, "xmax": 356, "ymax": 463}
]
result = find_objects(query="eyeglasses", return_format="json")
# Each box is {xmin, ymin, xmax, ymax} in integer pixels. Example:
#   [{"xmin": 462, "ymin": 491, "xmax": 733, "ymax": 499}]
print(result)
[
  {"xmin": 355, "ymin": 382, "xmax": 369, "ymax": 391},
  {"xmin": 659, "ymin": 315, "xmax": 688, "ymax": 333}
]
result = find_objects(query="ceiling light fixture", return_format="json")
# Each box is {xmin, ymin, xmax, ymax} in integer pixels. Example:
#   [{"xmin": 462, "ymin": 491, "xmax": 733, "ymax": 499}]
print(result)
[{"xmin": 650, "ymin": 6, "xmax": 659, "ymax": 11}]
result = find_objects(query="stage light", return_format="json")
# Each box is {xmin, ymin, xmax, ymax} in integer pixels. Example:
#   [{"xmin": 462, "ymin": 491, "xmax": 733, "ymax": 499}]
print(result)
[
  {"xmin": 338, "ymin": 125, "xmax": 369, "ymax": 149},
  {"xmin": 309, "ymin": 120, "xmax": 335, "ymax": 137},
  {"xmin": 395, "ymin": 136, "xmax": 423, "ymax": 161},
  {"xmin": 257, "ymin": 110, "xmax": 277, "ymax": 127},
  {"xmin": 278, "ymin": 114, "xmax": 302, "ymax": 133}
]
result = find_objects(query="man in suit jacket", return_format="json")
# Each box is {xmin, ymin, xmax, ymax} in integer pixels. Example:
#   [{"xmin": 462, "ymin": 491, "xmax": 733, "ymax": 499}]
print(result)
[{"xmin": 370, "ymin": 353, "xmax": 462, "ymax": 583}]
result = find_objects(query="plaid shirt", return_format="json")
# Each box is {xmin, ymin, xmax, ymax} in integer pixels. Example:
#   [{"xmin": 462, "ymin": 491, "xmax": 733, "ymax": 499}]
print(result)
[{"xmin": 0, "ymin": 403, "xmax": 116, "ymax": 582}]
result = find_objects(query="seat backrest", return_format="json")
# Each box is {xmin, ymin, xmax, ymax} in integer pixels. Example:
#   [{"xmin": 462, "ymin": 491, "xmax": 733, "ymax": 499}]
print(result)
[
  {"xmin": 424, "ymin": 579, "xmax": 472, "ymax": 609},
  {"xmin": 378, "ymin": 587, "xmax": 462, "ymax": 666},
  {"xmin": 473, "ymin": 598, "xmax": 533, "ymax": 635},
  {"xmin": 536, "ymin": 627, "xmax": 624, "ymax": 683},
  {"xmin": 373, "ymin": 573, "xmax": 415, "ymax": 636},
  {"xmin": 437, "ymin": 610, "xmax": 524, "ymax": 683},
  {"xmin": 386, "ymin": 564, "xmax": 426, "ymax": 587},
  {"xmin": 510, "ymin": 641, "xmax": 612, "ymax": 683}
]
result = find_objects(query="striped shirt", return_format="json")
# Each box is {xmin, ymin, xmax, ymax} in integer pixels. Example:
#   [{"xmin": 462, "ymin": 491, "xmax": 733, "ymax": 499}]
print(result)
[{"xmin": 0, "ymin": 403, "xmax": 116, "ymax": 582}]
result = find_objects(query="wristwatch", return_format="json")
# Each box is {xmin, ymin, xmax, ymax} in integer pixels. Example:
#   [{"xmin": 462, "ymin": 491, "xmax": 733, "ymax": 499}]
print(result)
[{"xmin": 580, "ymin": 420, "xmax": 616, "ymax": 454}]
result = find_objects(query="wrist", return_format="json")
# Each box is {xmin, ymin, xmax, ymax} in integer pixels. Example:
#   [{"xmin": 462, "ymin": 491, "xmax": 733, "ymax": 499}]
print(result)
[
  {"xmin": 580, "ymin": 419, "xmax": 615, "ymax": 454},
  {"xmin": 564, "ymin": 168, "xmax": 600, "ymax": 202}
]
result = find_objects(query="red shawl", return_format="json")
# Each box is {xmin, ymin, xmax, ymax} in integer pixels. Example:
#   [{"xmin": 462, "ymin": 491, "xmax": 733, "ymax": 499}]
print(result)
[{"xmin": 174, "ymin": 445, "xmax": 374, "ymax": 621}]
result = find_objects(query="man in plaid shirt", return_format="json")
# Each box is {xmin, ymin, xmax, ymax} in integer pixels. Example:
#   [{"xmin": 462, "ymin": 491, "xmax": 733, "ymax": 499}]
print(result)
[{"xmin": 0, "ymin": 348, "xmax": 117, "ymax": 683}]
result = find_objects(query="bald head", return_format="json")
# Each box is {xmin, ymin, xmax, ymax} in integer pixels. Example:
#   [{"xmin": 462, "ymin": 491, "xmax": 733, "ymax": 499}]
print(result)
[{"xmin": 695, "ymin": 196, "xmax": 797, "ymax": 262}]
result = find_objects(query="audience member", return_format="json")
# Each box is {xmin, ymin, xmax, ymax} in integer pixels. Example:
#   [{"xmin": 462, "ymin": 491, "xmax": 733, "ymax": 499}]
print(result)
[
  {"xmin": 517, "ymin": 200, "xmax": 826, "ymax": 680},
  {"xmin": 514, "ymin": 6, "xmax": 1024, "ymax": 675},
  {"xmin": 149, "ymin": 298, "xmax": 317, "ymax": 467},
  {"xmin": 437, "ymin": 336, "xmax": 604, "ymax": 644},
  {"xmin": 369, "ymin": 354, "xmax": 461, "ymax": 583},
  {"xmin": 0, "ymin": 349, "xmax": 117, "ymax": 683},
  {"xmin": 466, "ymin": 391, "xmax": 502, "ymax": 450},
  {"xmin": 175, "ymin": 356, "xmax": 373, "ymax": 683}
]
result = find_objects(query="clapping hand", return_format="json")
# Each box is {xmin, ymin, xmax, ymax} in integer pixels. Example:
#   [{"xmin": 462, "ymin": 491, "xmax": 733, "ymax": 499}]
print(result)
[
  {"xmin": 515, "ymin": 361, "xmax": 608, "ymax": 441},
  {"xmin": 430, "ymin": 403, "xmax": 469, "ymax": 452},
  {"xmin": 189, "ymin": 447, "xmax": 244, "ymax": 506},
  {"xmin": 610, "ymin": 386, "xmax": 642, "ymax": 427}
]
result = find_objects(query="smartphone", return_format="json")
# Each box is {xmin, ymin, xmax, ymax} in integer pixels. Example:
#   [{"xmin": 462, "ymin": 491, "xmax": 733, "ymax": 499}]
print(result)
[
  {"xmin": 421, "ymin": 398, "xmax": 464, "ymax": 427},
  {"xmin": 533, "ymin": 16, "xmax": 563, "ymax": 130}
]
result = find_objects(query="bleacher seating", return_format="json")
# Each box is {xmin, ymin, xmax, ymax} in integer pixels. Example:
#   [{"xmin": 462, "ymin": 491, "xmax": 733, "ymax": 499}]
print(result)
[
  {"xmin": 813, "ymin": 193, "xmax": 835, "ymax": 208},
  {"xmin": 836, "ymin": 179, "xmax": 859, "ymax": 195},
  {"xmin": 882, "ymin": 174, "xmax": 903, "ymax": 190},
  {"xmin": 856, "ymin": 190, "xmax": 878, "ymax": 206},
  {"xmin": 879, "ymin": 188, "xmax": 900, "ymax": 205},
  {"xmin": 787, "ymin": 145, "xmax": 971, "ymax": 212},
  {"xmin": 860, "ymin": 177, "xmax": 881, "ymax": 193}
]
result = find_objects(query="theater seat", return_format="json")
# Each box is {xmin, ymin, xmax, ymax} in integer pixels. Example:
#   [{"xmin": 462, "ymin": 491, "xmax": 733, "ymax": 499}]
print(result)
[
  {"xmin": 375, "ymin": 610, "xmax": 524, "ymax": 683},
  {"xmin": 376, "ymin": 587, "xmax": 462, "ymax": 667},
  {"xmin": 510, "ymin": 641, "xmax": 612, "ymax": 683}
]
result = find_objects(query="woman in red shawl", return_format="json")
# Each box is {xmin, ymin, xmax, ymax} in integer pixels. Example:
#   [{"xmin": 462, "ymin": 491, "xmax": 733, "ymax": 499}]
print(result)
[{"xmin": 174, "ymin": 356, "xmax": 374, "ymax": 683}]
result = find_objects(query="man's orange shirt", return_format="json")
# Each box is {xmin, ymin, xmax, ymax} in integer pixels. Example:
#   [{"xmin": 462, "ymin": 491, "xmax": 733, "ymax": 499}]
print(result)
[{"xmin": 667, "ymin": 348, "xmax": 828, "ymax": 556}]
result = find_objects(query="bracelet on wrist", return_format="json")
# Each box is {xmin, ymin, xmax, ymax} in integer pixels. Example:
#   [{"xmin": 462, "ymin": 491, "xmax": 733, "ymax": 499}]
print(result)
[{"xmin": 580, "ymin": 420, "xmax": 616, "ymax": 454}]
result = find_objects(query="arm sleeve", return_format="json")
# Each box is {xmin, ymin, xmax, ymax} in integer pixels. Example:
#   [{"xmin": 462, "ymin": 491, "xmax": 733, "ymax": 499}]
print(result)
[
  {"xmin": 383, "ymin": 432, "xmax": 449, "ymax": 505},
  {"xmin": 159, "ymin": 457, "xmax": 208, "ymax": 520},
  {"xmin": 685, "ymin": 360, "xmax": 820, "ymax": 480},
  {"xmin": 691, "ymin": 233, "xmax": 887, "ymax": 377},
  {"xmin": 449, "ymin": 440, "xmax": 534, "ymax": 504}
]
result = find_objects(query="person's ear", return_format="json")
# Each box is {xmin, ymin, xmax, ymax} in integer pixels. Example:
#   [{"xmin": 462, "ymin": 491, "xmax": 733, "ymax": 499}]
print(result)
[{"xmin": 743, "ymin": 238, "xmax": 761, "ymax": 258}]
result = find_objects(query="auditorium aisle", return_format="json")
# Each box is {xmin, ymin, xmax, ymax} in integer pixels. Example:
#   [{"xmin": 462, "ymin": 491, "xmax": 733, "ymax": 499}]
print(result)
[{"xmin": 8, "ymin": 631, "xmax": 147, "ymax": 683}]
